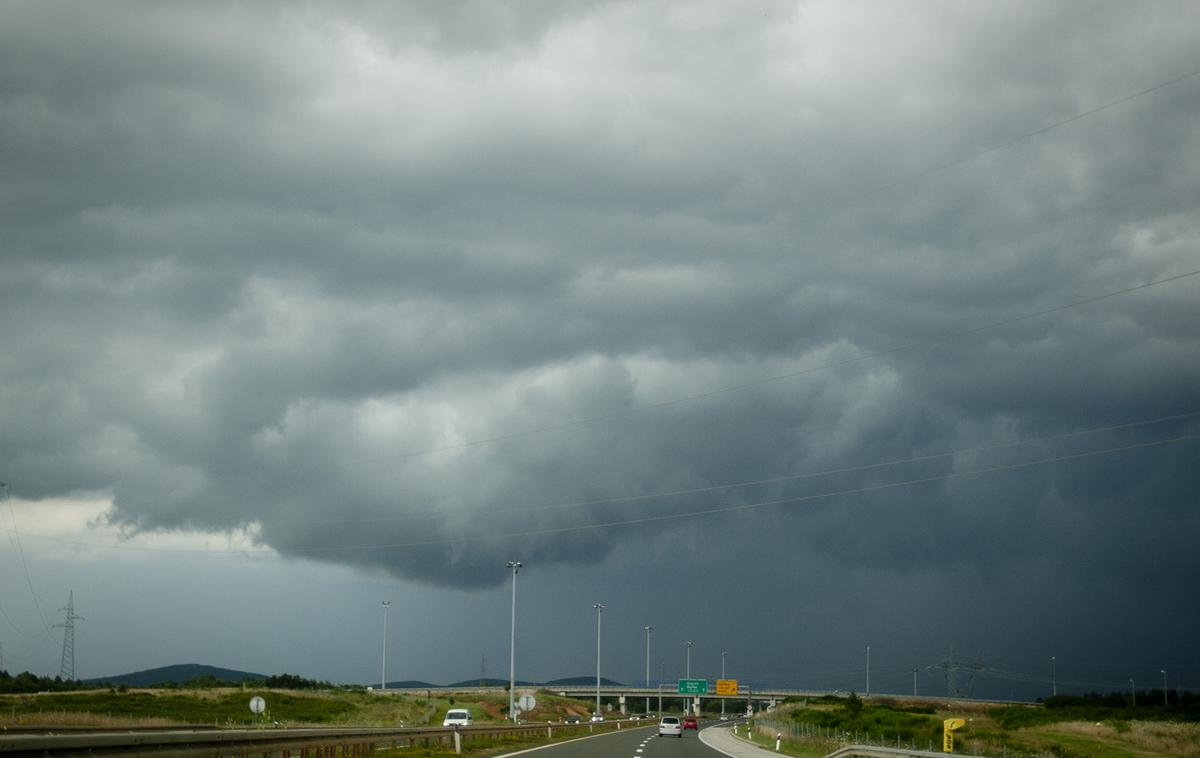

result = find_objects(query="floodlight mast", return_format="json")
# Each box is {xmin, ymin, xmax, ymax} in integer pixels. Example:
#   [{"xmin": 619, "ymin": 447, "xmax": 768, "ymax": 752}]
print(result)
[
  {"xmin": 507, "ymin": 561, "xmax": 522, "ymax": 723},
  {"xmin": 644, "ymin": 625, "xmax": 653, "ymax": 713},
  {"xmin": 381, "ymin": 601, "xmax": 391, "ymax": 691},
  {"xmin": 593, "ymin": 604, "xmax": 605, "ymax": 718}
]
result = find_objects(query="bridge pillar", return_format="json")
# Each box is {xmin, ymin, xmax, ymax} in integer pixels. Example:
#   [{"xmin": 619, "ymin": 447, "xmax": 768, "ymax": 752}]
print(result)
[
  {"xmin": 619, "ymin": 694, "xmax": 627, "ymax": 714},
  {"xmin": 692, "ymin": 696, "xmax": 700, "ymax": 715}
]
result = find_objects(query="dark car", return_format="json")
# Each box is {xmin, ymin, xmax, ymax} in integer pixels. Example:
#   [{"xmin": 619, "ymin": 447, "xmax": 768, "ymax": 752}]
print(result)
[{"xmin": 683, "ymin": 716, "xmax": 698, "ymax": 729}]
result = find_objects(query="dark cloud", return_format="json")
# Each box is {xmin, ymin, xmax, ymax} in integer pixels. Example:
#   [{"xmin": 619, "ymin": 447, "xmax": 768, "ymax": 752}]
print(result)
[{"xmin": 1, "ymin": 1, "xmax": 1197, "ymax": 695}]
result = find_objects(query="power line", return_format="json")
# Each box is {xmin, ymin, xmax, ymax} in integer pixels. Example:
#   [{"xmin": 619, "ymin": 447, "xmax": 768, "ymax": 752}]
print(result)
[
  {"xmin": 296, "ymin": 410, "xmax": 1200, "ymax": 526},
  {"xmin": 851, "ymin": 64, "xmax": 1200, "ymax": 201},
  {"xmin": 347, "ymin": 268, "xmax": 1200, "ymax": 466},
  {"xmin": 1, "ymin": 431, "xmax": 1195, "ymax": 557},
  {"xmin": 327, "ymin": 433, "xmax": 1198, "ymax": 553},
  {"xmin": 2, "ymin": 484, "xmax": 54, "ymax": 640}
]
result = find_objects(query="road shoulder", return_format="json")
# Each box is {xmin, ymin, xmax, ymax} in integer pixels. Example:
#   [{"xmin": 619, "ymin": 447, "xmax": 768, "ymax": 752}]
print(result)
[{"xmin": 700, "ymin": 724, "xmax": 785, "ymax": 758}]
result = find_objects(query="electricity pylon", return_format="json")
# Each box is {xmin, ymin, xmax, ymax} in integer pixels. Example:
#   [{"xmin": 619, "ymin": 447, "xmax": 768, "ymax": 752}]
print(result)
[{"xmin": 54, "ymin": 591, "xmax": 84, "ymax": 681}]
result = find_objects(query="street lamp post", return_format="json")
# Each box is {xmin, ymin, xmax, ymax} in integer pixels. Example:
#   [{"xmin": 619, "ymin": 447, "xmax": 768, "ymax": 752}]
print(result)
[
  {"xmin": 721, "ymin": 651, "xmax": 727, "ymax": 719},
  {"xmin": 507, "ymin": 561, "xmax": 522, "ymax": 723},
  {"xmin": 644, "ymin": 626, "xmax": 653, "ymax": 714},
  {"xmin": 1130, "ymin": 679, "xmax": 1136, "ymax": 708},
  {"xmin": 1051, "ymin": 656, "xmax": 1056, "ymax": 697},
  {"xmin": 866, "ymin": 646, "xmax": 870, "ymax": 697},
  {"xmin": 685, "ymin": 641, "xmax": 694, "ymax": 715},
  {"xmin": 380, "ymin": 601, "xmax": 391, "ymax": 691},
  {"xmin": 1162, "ymin": 669, "xmax": 1168, "ymax": 708},
  {"xmin": 594, "ymin": 604, "xmax": 605, "ymax": 719}
]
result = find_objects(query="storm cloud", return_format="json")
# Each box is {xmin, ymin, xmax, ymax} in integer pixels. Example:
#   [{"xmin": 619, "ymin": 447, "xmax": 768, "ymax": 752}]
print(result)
[{"xmin": 1, "ymin": 1, "xmax": 1198, "ymax": 694}]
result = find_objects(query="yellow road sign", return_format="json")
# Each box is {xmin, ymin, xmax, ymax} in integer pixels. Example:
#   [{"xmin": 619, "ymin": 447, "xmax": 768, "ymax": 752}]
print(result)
[
  {"xmin": 943, "ymin": 718, "xmax": 966, "ymax": 752},
  {"xmin": 715, "ymin": 679, "xmax": 738, "ymax": 695}
]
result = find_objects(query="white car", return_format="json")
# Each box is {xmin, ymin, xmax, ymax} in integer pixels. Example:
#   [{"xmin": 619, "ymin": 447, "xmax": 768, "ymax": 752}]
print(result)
[
  {"xmin": 442, "ymin": 709, "xmax": 472, "ymax": 727},
  {"xmin": 658, "ymin": 716, "xmax": 683, "ymax": 737},
  {"xmin": 590, "ymin": 713, "xmax": 604, "ymax": 722}
]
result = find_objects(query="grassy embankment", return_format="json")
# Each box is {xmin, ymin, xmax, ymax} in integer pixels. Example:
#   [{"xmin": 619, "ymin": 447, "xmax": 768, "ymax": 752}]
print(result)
[
  {"xmin": 737, "ymin": 694, "xmax": 1200, "ymax": 758},
  {"xmin": 0, "ymin": 686, "xmax": 600, "ymax": 729},
  {"xmin": 0, "ymin": 687, "xmax": 630, "ymax": 757}
]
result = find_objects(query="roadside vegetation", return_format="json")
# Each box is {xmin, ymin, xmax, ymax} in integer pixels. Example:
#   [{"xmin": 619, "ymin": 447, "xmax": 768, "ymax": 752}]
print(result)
[
  {"xmin": 743, "ymin": 691, "xmax": 1200, "ymax": 757},
  {"xmin": 0, "ymin": 681, "xmax": 641, "ymax": 758},
  {"xmin": 0, "ymin": 682, "xmax": 609, "ymax": 730}
]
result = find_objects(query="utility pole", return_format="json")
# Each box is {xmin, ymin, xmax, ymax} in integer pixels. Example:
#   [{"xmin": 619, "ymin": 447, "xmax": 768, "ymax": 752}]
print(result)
[{"xmin": 54, "ymin": 591, "xmax": 84, "ymax": 681}]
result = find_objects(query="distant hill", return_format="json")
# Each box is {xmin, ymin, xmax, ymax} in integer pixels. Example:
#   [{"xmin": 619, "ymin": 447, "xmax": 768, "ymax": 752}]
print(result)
[
  {"xmin": 85, "ymin": 666, "xmax": 626, "ymax": 689},
  {"xmin": 87, "ymin": 664, "xmax": 266, "ymax": 687},
  {"xmin": 444, "ymin": 678, "xmax": 537, "ymax": 688},
  {"xmin": 543, "ymin": 676, "xmax": 625, "ymax": 687}
]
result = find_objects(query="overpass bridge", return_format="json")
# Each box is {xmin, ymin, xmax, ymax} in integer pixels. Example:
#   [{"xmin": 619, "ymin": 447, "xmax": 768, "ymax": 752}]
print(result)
[
  {"xmin": 549, "ymin": 684, "xmax": 812, "ymax": 714},
  {"xmin": 385, "ymin": 683, "xmax": 818, "ymax": 715}
]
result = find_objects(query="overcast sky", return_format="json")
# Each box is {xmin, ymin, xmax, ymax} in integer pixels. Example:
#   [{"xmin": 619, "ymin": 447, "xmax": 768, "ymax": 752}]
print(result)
[{"xmin": 2, "ymin": 1, "xmax": 1198, "ymax": 701}]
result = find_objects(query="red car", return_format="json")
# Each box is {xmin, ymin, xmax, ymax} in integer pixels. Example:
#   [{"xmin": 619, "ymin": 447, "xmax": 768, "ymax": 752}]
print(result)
[{"xmin": 683, "ymin": 717, "xmax": 698, "ymax": 730}]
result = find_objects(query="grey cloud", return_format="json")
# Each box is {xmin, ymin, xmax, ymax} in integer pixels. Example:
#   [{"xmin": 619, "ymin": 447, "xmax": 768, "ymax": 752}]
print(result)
[{"xmin": 1, "ymin": 1, "xmax": 1198, "ymax": 693}]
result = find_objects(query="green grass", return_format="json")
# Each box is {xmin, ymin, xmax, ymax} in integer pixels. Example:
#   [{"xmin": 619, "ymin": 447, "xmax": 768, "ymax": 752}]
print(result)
[
  {"xmin": 0, "ymin": 687, "xmax": 604, "ymax": 729},
  {"xmin": 733, "ymin": 728, "xmax": 828, "ymax": 758},
  {"xmin": 0, "ymin": 690, "xmax": 356, "ymax": 725},
  {"xmin": 1033, "ymin": 730, "xmax": 1140, "ymax": 758},
  {"xmin": 762, "ymin": 698, "xmax": 1200, "ymax": 758},
  {"xmin": 785, "ymin": 699, "xmax": 942, "ymax": 743}
]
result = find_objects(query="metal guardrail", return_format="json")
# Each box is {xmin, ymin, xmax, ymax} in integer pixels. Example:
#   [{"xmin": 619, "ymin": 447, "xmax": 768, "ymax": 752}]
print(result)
[
  {"xmin": 0, "ymin": 719, "xmax": 646, "ymax": 756},
  {"xmin": 0, "ymin": 725, "xmax": 222, "ymax": 736}
]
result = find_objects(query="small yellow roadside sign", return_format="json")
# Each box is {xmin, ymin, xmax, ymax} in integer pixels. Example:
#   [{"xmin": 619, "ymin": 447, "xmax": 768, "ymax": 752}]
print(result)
[
  {"xmin": 715, "ymin": 679, "xmax": 738, "ymax": 696},
  {"xmin": 943, "ymin": 718, "xmax": 966, "ymax": 752}
]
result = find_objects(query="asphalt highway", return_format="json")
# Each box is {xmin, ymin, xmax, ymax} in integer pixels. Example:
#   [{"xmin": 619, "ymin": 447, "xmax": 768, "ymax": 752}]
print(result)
[{"xmin": 496, "ymin": 721, "xmax": 747, "ymax": 758}]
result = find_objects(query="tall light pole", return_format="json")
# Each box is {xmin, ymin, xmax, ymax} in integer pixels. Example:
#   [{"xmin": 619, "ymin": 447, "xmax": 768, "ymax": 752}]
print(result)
[
  {"xmin": 507, "ymin": 561, "xmax": 522, "ymax": 722},
  {"xmin": 685, "ymin": 641, "xmax": 694, "ymax": 715},
  {"xmin": 380, "ymin": 600, "xmax": 391, "ymax": 691},
  {"xmin": 644, "ymin": 626, "xmax": 654, "ymax": 714},
  {"xmin": 1051, "ymin": 656, "xmax": 1056, "ymax": 697},
  {"xmin": 594, "ymin": 604, "xmax": 605, "ymax": 718},
  {"xmin": 1162, "ymin": 669, "xmax": 1168, "ymax": 707},
  {"xmin": 721, "ymin": 650, "xmax": 727, "ymax": 719},
  {"xmin": 866, "ymin": 646, "xmax": 870, "ymax": 697}
]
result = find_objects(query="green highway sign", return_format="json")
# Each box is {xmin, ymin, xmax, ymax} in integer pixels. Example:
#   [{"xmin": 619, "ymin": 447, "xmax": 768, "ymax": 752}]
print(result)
[{"xmin": 677, "ymin": 679, "xmax": 708, "ymax": 695}]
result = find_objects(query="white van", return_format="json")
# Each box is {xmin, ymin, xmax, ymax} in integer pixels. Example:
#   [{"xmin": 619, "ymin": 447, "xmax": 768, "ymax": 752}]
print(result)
[{"xmin": 442, "ymin": 709, "xmax": 473, "ymax": 727}]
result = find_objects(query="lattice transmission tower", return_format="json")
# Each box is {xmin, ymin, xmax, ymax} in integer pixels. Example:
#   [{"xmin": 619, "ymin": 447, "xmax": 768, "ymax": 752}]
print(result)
[{"xmin": 54, "ymin": 591, "xmax": 84, "ymax": 681}]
